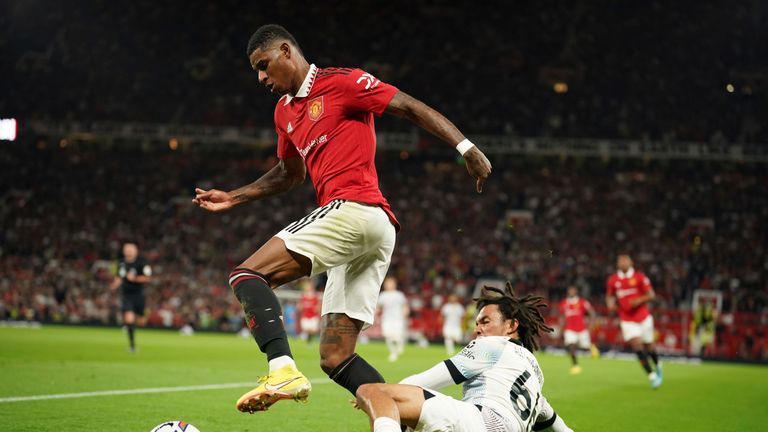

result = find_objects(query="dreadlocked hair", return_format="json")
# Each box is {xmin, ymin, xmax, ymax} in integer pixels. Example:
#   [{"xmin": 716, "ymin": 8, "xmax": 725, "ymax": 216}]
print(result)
[{"xmin": 474, "ymin": 282, "xmax": 554, "ymax": 352}]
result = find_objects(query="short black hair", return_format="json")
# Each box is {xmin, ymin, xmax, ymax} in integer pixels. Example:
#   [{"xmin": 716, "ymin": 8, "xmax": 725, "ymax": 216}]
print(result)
[
  {"xmin": 246, "ymin": 24, "xmax": 301, "ymax": 57},
  {"xmin": 474, "ymin": 282, "xmax": 554, "ymax": 352}
]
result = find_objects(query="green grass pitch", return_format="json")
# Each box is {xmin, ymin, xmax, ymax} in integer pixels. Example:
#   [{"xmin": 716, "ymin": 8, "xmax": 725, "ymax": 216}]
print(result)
[{"xmin": 1, "ymin": 326, "xmax": 766, "ymax": 431}]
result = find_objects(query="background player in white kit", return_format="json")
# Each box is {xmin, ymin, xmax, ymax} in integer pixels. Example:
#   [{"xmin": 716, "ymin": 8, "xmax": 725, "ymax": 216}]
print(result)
[
  {"xmin": 439, "ymin": 294, "xmax": 465, "ymax": 355},
  {"xmin": 377, "ymin": 276, "xmax": 409, "ymax": 362},
  {"xmin": 356, "ymin": 283, "xmax": 574, "ymax": 432}
]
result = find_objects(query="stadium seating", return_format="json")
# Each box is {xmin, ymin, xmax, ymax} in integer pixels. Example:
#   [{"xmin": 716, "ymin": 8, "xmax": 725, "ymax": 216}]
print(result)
[{"xmin": 1, "ymin": 143, "xmax": 765, "ymax": 360}]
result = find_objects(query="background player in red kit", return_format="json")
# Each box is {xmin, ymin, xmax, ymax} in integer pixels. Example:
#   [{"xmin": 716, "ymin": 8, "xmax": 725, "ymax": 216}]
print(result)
[
  {"xmin": 558, "ymin": 285, "xmax": 599, "ymax": 375},
  {"xmin": 298, "ymin": 278, "xmax": 321, "ymax": 344},
  {"xmin": 193, "ymin": 24, "xmax": 492, "ymax": 413},
  {"xmin": 606, "ymin": 254, "xmax": 663, "ymax": 388}
]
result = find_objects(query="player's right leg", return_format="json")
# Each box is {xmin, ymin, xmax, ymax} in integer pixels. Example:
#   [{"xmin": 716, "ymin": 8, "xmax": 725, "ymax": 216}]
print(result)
[
  {"xmin": 232, "ymin": 236, "xmax": 313, "ymax": 413},
  {"xmin": 311, "ymin": 201, "xmax": 395, "ymax": 396},
  {"xmin": 356, "ymin": 384, "xmax": 426, "ymax": 431}
]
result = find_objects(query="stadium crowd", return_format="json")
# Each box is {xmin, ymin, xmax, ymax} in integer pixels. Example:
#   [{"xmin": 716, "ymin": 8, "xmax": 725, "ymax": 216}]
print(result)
[
  {"xmin": 3, "ymin": 0, "xmax": 767, "ymax": 361},
  {"xmin": 1, "ymin": 143, "xmax": 766, "ymax": 360},
  {"xmin": 4, "ymin": 0, "xmax": 766, "ymax": 142}
]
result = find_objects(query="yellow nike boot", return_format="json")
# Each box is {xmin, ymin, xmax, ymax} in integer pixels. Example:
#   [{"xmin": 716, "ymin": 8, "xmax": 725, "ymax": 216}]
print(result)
[{"xmin": 236, "ymin": 365, "xmax": 312, "ymax": 413}]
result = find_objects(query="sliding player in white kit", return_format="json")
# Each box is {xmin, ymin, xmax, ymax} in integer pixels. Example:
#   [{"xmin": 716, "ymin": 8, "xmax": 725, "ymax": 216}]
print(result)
[
  {"xmin": 377, "ymin": 276, "xmax": 409, "ymax": 362},
  {"xmin": 356, "ymin": 283, "xmax": 574, "ymax": 432}
]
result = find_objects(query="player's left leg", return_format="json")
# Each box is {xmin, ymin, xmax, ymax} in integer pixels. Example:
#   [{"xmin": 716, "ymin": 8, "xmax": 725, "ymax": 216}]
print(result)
[
  {"xmin": 642, "ymin": 316, "xmax": 662, "ymax": 386},
  {"xmin": 123, "ymin": 310, "xmax": 137, "ymax": 352},
  {"xmin": 232, "ymin": 237, "xmax": 313, "ymax": 413},
  {"xmin": 356, "ymin": 384, "xmax": 426, "ymax": 431}
]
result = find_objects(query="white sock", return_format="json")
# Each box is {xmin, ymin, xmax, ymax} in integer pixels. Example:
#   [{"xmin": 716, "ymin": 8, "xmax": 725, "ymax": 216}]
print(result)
[
  {"xmin": 648, "ymin": 371, "xmax": 658, "ymax": 380},
  {"xmin": 373, "ymin": 417, "xmax": 401, "ymax": 432},
  {"xmin": 550, "ymin": 415, "xmax": 574, "ymax": 432},
  {"xmin": 269, "ymin": 355, "xmax": 297, "ymax": 372}
]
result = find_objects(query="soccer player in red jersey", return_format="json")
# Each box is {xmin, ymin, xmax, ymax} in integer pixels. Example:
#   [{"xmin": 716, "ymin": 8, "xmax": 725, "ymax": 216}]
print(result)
[
  {"xmin": 606, "ymin": 254, "xmax": 663, "ymax": 388},
  {"xmin": 558, "ymin": 285, "xmax": 599, "ymax": 374},
  {"xmin": 193, "ymin": 24, "xmax": 492, "ymax": 413},
  {"xmin": 297, "ymin": 278, "xmax": 321, "ymax": 344}
]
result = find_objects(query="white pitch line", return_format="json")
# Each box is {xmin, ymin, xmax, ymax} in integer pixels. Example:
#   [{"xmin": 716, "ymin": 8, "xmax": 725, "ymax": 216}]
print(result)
[{"xmin": 0, "ymin": 378, "xmax": 333, "ymax": 403}]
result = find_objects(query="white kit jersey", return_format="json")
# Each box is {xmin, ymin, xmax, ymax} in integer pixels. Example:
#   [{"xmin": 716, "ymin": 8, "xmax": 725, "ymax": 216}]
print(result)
[
  {"xmin": 445, "ymin": 336, "xmax": 545, "ymax": 431},
  {"xmin": 441, "ymin": 303, "xmax": 465, "ymax": 329},
  {"xmin": 377, "ymin": 290, "xmax": 408, "ymax": 325}
]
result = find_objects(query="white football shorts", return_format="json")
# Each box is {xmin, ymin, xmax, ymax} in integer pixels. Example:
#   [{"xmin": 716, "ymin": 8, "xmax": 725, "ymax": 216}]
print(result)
[
  {"xmin": 276, "ymin": 200, "xmax": 396, "ymax": 328},
  {"xmin": 442, "ymin": 325, "xmax": 463, "ymax": 342},
  {"xmin": 563, "ymin": 329, "xmax": 591, "ymax": 349},
  {"xmin": 620, "ymin": 315, "xmax": 655, "ymax": 344},
  {"xmin": 382, "ymin": 320, "xmax": 407, "ymax": 340},
  {"xmin": 414, "ymin": 391, "xmax": 486, "ymax": 432}
]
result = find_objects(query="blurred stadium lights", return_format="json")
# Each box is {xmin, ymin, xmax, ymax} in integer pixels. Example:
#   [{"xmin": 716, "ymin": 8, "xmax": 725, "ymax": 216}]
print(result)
[
  {"xmin": 0, "ymin": 118, "xmax": 18, "ymax": 141},
  {"xmin": 553, "ymin": 82, "xmax": 569, "ymax": 93},
  {"xmin": 726, "ymin": 83, "xmax": 735, "ymax": 93}
]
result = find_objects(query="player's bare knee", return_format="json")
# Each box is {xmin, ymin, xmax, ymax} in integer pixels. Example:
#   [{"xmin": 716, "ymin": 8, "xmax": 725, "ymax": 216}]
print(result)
[
  {"xmin": 356, "ymin": 383, "xmax": 390, "ymax": 400},
  {"xmin": 355, "ymin": 383, "xmax": 375, "ymax": 399}
]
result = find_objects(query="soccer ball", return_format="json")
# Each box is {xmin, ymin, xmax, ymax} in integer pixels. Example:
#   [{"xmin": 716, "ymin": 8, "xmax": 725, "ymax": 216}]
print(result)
[{"xmin": 149, "ymin": 421, "xmax": 201, "ymax": 432}]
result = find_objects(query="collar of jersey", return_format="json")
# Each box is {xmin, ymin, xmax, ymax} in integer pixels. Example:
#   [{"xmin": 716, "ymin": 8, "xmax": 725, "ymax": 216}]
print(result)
[
  {"xmin": 617, "ymin": 268, "xmax": 635, "ymax": 279},
  {"xmin": 508, "ymin": 338, "xmax": 523, "ymax": 346},
  {"xmin": 283, "ymin": 63, "xmax": 318, "ymax": 105}
]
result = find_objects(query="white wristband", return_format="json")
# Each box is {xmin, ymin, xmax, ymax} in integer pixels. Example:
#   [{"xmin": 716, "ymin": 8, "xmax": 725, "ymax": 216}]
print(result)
[{"xmin": 455, "ymin": 139, "xmax": 475, "ymax": 156}]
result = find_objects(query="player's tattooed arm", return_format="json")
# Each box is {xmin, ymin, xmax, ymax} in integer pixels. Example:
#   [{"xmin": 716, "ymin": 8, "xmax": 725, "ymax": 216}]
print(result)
[
  {"xmin": 230, "ymin": 157, "xmax": 306, "ymax": 203},
  {"xmin": 385, "ymin": 91, "xmax": 491, "ymax": 193},
  {"xmin": 193, "ymin": 157, "xmax": 305, "ymax": 211}
]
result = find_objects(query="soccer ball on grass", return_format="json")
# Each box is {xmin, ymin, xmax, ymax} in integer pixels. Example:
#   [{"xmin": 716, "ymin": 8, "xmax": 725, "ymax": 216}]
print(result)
[{"xmin": 150, "ymin": 420, "xmax": 201, "ymax": 432}]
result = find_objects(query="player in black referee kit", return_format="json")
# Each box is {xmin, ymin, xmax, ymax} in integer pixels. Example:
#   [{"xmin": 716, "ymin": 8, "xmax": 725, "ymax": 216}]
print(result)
[{"xmin": 110, "ymin": 242, "xmax": 152, "ymax": 352}]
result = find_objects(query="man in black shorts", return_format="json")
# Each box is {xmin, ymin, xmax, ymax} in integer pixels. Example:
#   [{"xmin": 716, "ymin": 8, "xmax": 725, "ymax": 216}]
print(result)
[{"xmin": 110, "ymin": 242, "xmax": 152, "ymax": 352}]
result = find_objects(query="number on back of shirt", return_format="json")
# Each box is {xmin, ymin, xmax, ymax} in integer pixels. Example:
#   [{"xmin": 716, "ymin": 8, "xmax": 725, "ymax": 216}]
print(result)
[{"xmin": 509, "ymin": 370, "xmax": 541, "ymax": 431}]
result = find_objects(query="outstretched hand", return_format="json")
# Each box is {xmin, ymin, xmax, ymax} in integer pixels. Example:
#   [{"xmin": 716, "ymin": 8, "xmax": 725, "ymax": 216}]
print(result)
[
  {"xmin": 192, "ymin": 187, "xmax": 236, "ymax": 212},
  {"xmin": 464, "ymin": 147, "xmax": 492, "ymax": 193}
]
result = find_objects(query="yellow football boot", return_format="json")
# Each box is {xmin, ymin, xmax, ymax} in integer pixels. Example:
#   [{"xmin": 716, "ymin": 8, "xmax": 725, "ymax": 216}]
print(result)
[{"xmin": 236, "ymin": 365, "xmax": 311, "ymax": 413}]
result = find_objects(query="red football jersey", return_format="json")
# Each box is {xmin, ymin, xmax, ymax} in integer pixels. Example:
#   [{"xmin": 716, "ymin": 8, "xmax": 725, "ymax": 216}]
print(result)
[
  {"xmin": 299, "ymin": 293, "xmax": 320, "ymax": 319},
  {"xmin": 559, "ymin": 297, "xmax": 591, "ymax": 332},
  {"xmin": 606, "ymin": 269, "xmax": 653, "ymax": 322},
  {"xmin": 273, "ymin": 64, "xmax": 399, "ymax": 229}
]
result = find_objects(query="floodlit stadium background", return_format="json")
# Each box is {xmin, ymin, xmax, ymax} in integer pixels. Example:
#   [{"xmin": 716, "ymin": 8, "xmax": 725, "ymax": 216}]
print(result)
[{"xmin": 1, "ymin": 3, "xmax": 767, "ymax": 430}]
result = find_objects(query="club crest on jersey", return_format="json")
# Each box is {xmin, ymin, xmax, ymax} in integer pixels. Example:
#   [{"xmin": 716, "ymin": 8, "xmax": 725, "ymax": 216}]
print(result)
[{"xmin": 308, "ymin": 96, "xmax": 324, "ymax": 121}]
